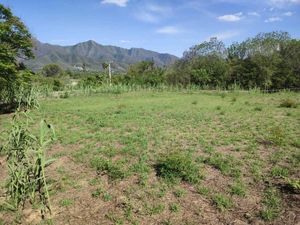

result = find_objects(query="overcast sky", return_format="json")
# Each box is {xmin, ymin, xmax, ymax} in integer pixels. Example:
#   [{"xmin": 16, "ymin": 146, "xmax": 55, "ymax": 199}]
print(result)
[{"xmin": 1, "ymin": 0, "xmax": 299, "ymax": 56}]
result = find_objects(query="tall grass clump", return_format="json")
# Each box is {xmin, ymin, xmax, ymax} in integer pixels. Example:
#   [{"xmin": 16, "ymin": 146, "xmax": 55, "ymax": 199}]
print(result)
[
  {"xmin": 155, "ymin": 151, "xmax": 202, "ymax": 184},
  {"xmin": 279, "ymin": 98, "xmax": 297, "ymax": 108},
  {"xmin": 4, "ymin": 111, "xmax": 55, "ymax": 218}
]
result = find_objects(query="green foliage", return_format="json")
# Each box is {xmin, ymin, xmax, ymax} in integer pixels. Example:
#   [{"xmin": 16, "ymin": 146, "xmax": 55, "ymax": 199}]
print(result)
[
  {"xmin": 212, "ymin": 194, "xmax": 233, "ymax": 211},
  {"xmin": 206, "ymin": 153, "xmax": 241, "ymax": 178},
  {"xmin": 260, "ymin": 187, "xmax": 281, "ymax": 221},
  {"xmin": 0, "ymin": 4, "xmax": 34, "ymax": 105},
  {"xmin": 155, "ymin": 151, "xmax": 202, "ymax": 184},
  {"xmin": 4, "ymin": 112, "xmax": 55, "ymax": 218},
  {"xmin": 279, "ymin": 98, "xmax": 298, "ymax": 108},
  {"xmin": 268, "ymin": 126, "xmax": 286, "ymax": 146},
  {"xmin": 230, "ymin": 181, "xmax": 246, "ymax": 196},
  {"xmin": 41, "ymin": 64, "xmax": 63, "ymax": 77},
  {"xmin": 271, "ymin": 166, "xmax": 288, "ymax": 178},
  {"xmin": 286, "ymin": 178, "xmax": 300, "ymax": 191},
  {"xmin": 90, "ymin": 157, "xmax": 127, "ymax": 180},
  {"xmin": 126, "ymin": 61, "xmax": 165, "ymax": 86}
]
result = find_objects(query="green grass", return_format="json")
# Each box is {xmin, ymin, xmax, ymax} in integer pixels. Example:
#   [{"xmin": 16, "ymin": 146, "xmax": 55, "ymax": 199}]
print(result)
[{"xmin": 0, "ymin": 89, "xmax": 299, "ymax": 224}]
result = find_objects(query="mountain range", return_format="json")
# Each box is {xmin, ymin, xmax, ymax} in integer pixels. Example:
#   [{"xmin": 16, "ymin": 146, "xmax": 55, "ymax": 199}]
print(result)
[{"xmin": 24, "ymin": 39, "xmax": 178, "ymax": 72}]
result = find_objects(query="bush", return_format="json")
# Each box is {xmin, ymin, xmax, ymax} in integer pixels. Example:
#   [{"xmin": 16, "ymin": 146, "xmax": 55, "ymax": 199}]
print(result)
[
  {"xmin": 280, "ymin": 99, "xmax": 297, "ymax": 108},
  {"xmin": 155, "ymin": 152, "xmax": 202, "ymax": 184}
]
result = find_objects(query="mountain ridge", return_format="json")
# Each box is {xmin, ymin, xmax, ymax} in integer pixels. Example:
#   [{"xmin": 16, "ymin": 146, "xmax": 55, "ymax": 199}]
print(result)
[{"xmin": 24, "ymin": 39, "xmax": 178, "ymax": 72}]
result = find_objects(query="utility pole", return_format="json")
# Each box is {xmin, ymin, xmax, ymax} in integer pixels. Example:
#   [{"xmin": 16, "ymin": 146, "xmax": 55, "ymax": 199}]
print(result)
[{"xmin": 108, "ymin": 63, "xmax": 112, "ymax": 86}]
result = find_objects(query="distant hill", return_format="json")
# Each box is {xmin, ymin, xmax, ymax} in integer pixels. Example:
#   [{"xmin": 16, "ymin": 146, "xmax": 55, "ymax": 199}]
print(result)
[{"xmin": 24, "ymin": 39, "xmax": 178, "ymax": 72}]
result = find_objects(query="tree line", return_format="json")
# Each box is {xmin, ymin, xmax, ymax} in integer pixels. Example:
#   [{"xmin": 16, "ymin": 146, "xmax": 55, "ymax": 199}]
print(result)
[{"xmin": 1, "ymin": 3, "xmax": 300, "ymax": 110}]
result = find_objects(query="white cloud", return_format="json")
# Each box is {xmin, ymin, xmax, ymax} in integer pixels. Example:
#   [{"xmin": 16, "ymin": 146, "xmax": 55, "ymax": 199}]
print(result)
[
  {"xmin": 248, "ymin": 12, "xmax": 260, "ymax": 16},
  {"xmin": 264, "ymin": 16, "xmax": 282, "ymax": 22},
  {"xmin": 136, "ymin": 11, "xmax": 160, "ymax": 23},
  {"xmin": 120, "ymin": 40, "xmax": 131, "ymax": 43},
  {"xmin": 156, "ymin": 26, "xmax": 180, "ymax": 34},
  {"xmin": 283, "ymin": 11, "xmax": 293, "ymax": 16},
  {"xmin": 101, "ymin": 0, "xmax": 128, "ymax": 7},
  {"xmin": 217, "ymin": 12, "xmax": 243, "ymax": 22},
  {"xmin": 210, "ymin": 31, "xmax": 240, "ymax": 40},
  {"xmin": 135, "ymin": 4, "xmax": 173, "ymax": 23},
  {"xmin": 267, "ymin": 0, "xmax": 300, "ymax": 7}
]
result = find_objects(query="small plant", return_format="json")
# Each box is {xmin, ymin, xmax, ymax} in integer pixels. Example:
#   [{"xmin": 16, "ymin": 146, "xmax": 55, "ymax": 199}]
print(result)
[
  {"xmin": 212, "ymin": 194, "xmax": 233, "ymax": 211},
  {"xmin": 59, "ymin": 199, "xmax": 74, "ymax": 207},
  {"xmin": 155, "ymin": 151, "xmax": 202, "ymax": 184},
  {"xmin": 174, "ymin": 188, "xmax": 187, "ymax": 198},
  {"xmin": 206, "ymin": 153, "xmax": 241, "ymax": 178},
  {"xmin": 286, "ymin": 178, "xmax": 300, "ymax": 191},
  {"xmin": 169, "ymin": 203, "xmax": 180, "ymax": 213},
  {"xmin": 60, "ymin": 91, "xmax": 70, "ymax": 99},
  {"xmin": 192, "ymin": 100, "xmax": 197, "ymax": 105},
  {"xmin": 4, "ymin": 112, "xmax": 55, "ymax": 218},
  {"xmin": 90, "ymin": 157, "xmax": 127, "ymax": 180},
  {"xmin": 91, "ymin": 188, "xmax": 104, "ymax": 198},
  {"xmin": 271, "ymin": 166, "xmax": 288, "ymax": 178},
  {"xmin": 231, "ymin": 96, "xmax": 237, "ymax": 103},
  {"xmin": 260, "ymin": 187, "xmax": 281, "ymax": 221},
  {"xmin": 216, "ymin": 106, "xmax": 221, "ymax": 110},
  {"xmin": 268, "ymin": 126, "xmax": 286, "ymax": 146},
  {"xmin": 279, "ymin": 98, "xmax": 297, "ymax": 108},
  {"xmin": 145, "ymin": 203, "xmax": 165, "ymax": 215},
  {"xmin": 103, "ymin": 193, "xmax": 113, "ymax": 202},
  {"xmin": 196, "ymin": 186, "xmax": 210, "ymax": 196},
  {"xmin": 230, "ymin": 181, "xmax": 246, "ymax": 196},
  {"xmin": 254, "ymin": 106, "xmax": 262, "ymax": 111}
]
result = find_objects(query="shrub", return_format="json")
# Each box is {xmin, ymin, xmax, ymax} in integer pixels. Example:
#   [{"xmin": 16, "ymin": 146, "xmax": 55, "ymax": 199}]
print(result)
[
  {"xmin": 155, "ymin": 152, "xmax": 202, "ymax": 184},
  {"xmin": 279, "ymin": 99, "xmax": 297, "ymax": 108}
]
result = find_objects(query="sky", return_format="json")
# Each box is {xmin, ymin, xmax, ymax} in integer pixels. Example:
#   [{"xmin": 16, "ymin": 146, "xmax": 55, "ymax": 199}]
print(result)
[{"xmin": 1, "ymin": 0, "xmax": 300, "ymax": 56}]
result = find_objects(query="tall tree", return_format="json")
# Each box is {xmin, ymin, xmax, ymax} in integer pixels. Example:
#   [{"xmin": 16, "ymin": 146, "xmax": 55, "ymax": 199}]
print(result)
[{"xmin": 0, "ymin": 4, "xmax": 33, "ymax": 105}]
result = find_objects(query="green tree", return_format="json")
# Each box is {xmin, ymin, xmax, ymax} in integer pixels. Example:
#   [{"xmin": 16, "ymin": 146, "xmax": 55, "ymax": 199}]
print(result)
[
  {"xmin": 0, "ymin": 4, "xmax": 34, "ymax": 106},
  {"xmin": 41, "ymin": 64, "xmax": 63, "ymax": 77}
]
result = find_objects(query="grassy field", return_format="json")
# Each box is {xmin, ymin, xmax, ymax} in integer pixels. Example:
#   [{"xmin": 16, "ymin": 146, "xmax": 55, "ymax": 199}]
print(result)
[{"xmin": 0, "ymin": 90, "xmax": 299, "ymax": 225}]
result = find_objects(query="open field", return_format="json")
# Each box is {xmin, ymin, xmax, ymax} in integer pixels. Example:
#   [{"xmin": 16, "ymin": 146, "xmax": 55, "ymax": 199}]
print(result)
[{"xmin": 0, "ymin": 90, "xmax": 299, "ymax": 225}]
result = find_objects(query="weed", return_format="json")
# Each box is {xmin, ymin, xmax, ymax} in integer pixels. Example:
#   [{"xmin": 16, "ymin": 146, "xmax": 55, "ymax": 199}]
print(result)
[
  {"xmin": 254, "ymin": 106, "xmax": 262, "ymax": 111},
  {"xmin": 196, "ymin": 186, "xmax": 210, "ymax": 196},
  {"xmin": 192, "ymin": 100, "xmax": 197, "ymax": 105},
  {"xmin": 145, "ymin": 203, "xmax": 165, "ymax": 215},
  {"xmin": 230, "ymin": 181, "xmax": 246, "ymax": 196},
  {"xmin": 279, "ymin": 99, "xmax": 297, "ymax": 108},
  {"xmin": 59, "ymin": 199, "xmax": 74, "ymax": 207},
  {"xmin": 90, "ymin": 157, "xmax": 127, "ymax": 180},
  {"xmin": 268, "ymin": 126, "xmax": 286, "ymax": 146},
  {"xmin": 91, "ymin": 188, "xmax": 104, "ymax": 198},
  {"xmin": 286, "ymin": 178, "xmax": 300, "ymax": 191},
  {"xmin": 216, "ymin": 106, "xmax": 221, "ymax": 110},
  {"xmin": 260, "ymin": 187, "xmax": 281, "ymax": 221},
  {"xmin": 4, "ymin": 112, "xmax": 55, "ymax": 218},
  {"xmin": 155, "ymin": 152, "xmax": 202, "ymax": 184},
  {"xmin": 169, "ymin": 203, "xmax": 180, "ymax": 213},
  {"xmin": 206, "ymin": 153, "xmax": 241, "ymax": 178},
  {"xmin": 174, "ymin": 188, "xmax": 187, "ymax": 198},
  {"xmin": 103, "ymin": 193, "xmax": 113, "ymax": 202},
  {"xmin": 212, "ymin": 194, "xmax": 233, "ymax": 211},
  {"xmin": 271, "ymin": 166, "xmax": 288, "ymax": 178}
]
